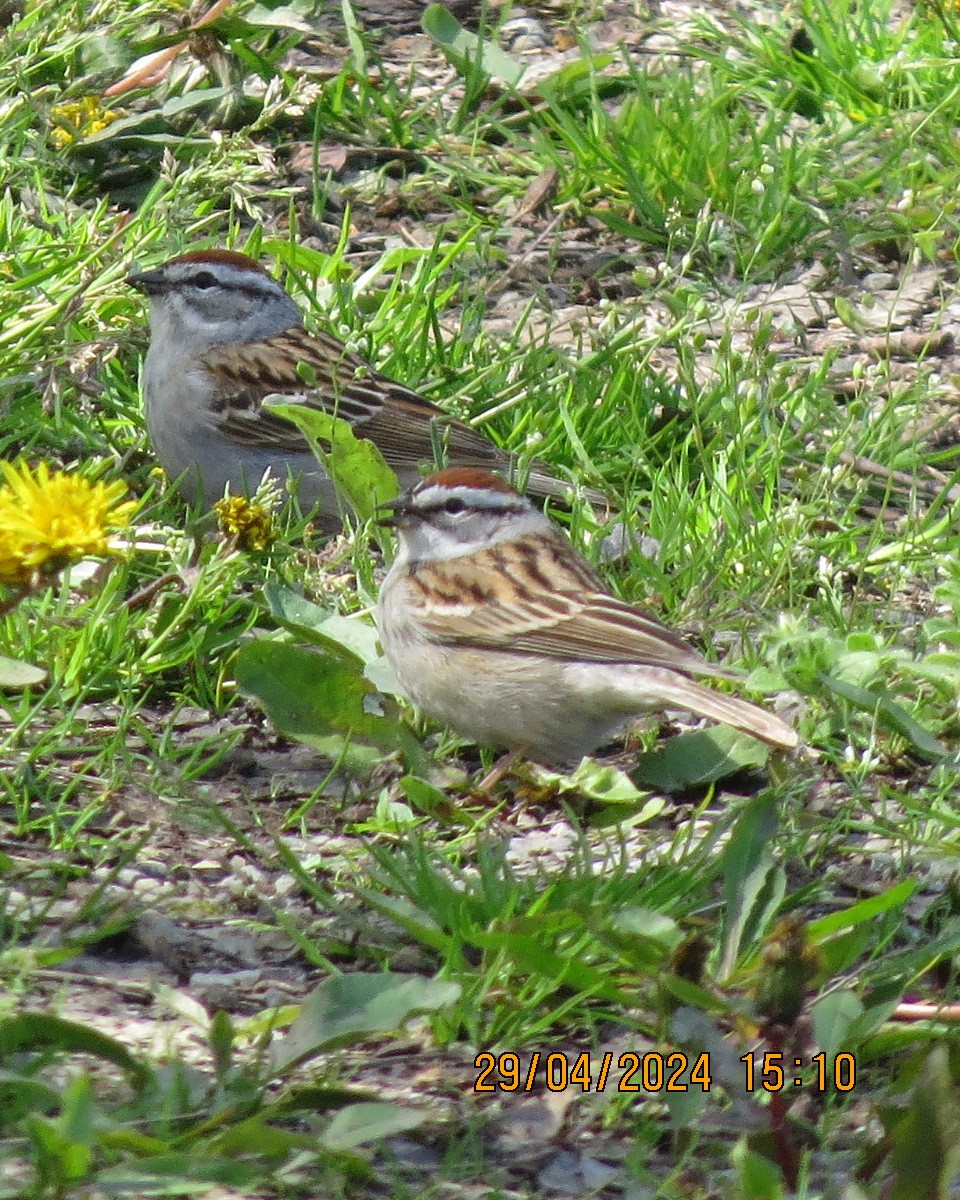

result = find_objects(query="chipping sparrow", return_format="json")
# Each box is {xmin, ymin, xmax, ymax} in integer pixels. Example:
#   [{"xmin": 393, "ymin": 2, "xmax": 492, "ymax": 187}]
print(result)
[
  {"xmin": 128, "ymin": 249, "xmax": 595, "ymax": 528},
  {"xmin": 376, "ymin": 468, "xmax": 799, "ymax": 765}
]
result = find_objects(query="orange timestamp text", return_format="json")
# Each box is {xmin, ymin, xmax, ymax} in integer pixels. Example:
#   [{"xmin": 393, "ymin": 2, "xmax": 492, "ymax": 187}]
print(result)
[
  {"xmin": 474, "ymin": 1051, "xmax": 859, "ymax": 1094},
  {"xmin": 474, "ymin": 1051, "xmax": 712, "ymax": 1094}
]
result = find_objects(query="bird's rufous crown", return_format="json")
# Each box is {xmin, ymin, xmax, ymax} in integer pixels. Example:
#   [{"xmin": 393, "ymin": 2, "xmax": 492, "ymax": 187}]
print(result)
[
  {"xmin": 166, "ymin": 248, "xmax": 271, "ymax": 276},
  {"xmin": 417, "ymin": 468, "xmax": 518, "ymax": 495}
]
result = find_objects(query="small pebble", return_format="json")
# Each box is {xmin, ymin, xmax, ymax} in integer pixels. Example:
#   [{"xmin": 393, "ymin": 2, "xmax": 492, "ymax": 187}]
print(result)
[
  {"xmin": 132, "ymin": 877, "xmax": 163, "ymax": 898},
  {"xmin": 273, "ymin": 874, "xmax": 299, "ymax": 900},
  {"xmin": 861, "ymin": 272, "xmax": 897, "ymax": 291},
  {"xmin": 501, "ymin": 15, "xmax": 551, "ymax": 51},
  {"xmin": 190, "ymin": 968, "xmax": 263, "ymax": 1009},
  {"xmin": 138, "ymin": 860, "xmax": 169, "ymax": 880}
]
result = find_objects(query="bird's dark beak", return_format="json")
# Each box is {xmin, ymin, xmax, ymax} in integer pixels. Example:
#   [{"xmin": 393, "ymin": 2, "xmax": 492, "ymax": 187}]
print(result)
[
  {"xmin": 375, "ymin": 494, "xmax": 412, "ymax": 528},
  {"xmin": 126, "ymin": 267, "xmax": 166, "ymax": 296}
]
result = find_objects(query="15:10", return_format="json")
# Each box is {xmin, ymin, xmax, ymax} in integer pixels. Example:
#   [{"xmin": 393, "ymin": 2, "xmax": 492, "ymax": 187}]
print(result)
[{"xmin": 740, "ymin": 1051, "xmax": 856, "ymax": 1092}]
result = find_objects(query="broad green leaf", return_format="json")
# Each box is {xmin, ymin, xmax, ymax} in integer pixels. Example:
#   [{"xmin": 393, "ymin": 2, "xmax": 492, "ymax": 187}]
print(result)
[
  {"xmin": 265, "ymin": 402, "xmax": 397, "ymax": 523},
  {"xmin": 234, "ymin": 1006, "xmax": 300, "ymax": 1042},
  {"xmin": 262, "ymin": 582, "xmax": 340, "ymax": 632},
  {"xmin": 265, "ymin": 1084, "xmax": 378, "ymax": 1117},
  {"xmin": 98, "ymin": 1129, "xmax": 168, "ymax": 1156},
  {"xmin": 159, "ymin": 88, "xmax": 234, "ymax": 118},
  {"xmin": 244, "ymin": 4, "xmax": 313, "ymax": 32},
  {"xmin": 399, "ymin": 775, "xmax": 455, "ymax": 818},
  {"xmin": 234, "ymin": 639, "xmax": 418, "ymax": 768},
  {"xmin": 631, "ymin": 725, "xmax": 771, "ymax": 792},
  {"xmin": 263, "ymin": 583, "xmax": 381, "ymax": 663},
  {"xmin": 363, "ymin": 654, "xmax": 403, "ymax": 698},
  {"xmin": 731, "ymin": 1138, "xmax": 784, "ymax": 1199},
  {"xmin": 422, "ymin": 3, "xmax": 524, "ymax": 87},
  {"xmin": 94, "ymin": 1154, "xmax": 257, "ymax": 1194},
  {"xmin": 809, "ymin": 882, "xmax": 915, "ymax": 976},
  {"xmin": 0, "ymin": 1013, "xmax": 150, "ymax": 1089},
  {"xmin": 370, "ymin": 795, "xmax": 416, "ymax": 826},
  {"xmin": 60, "ymin": 1074, "xmax": 95, "ymax": 1146},
  {"xmin": 271, "ymin": 973, "xmax": 460, "ymax": 1072},
  {"xmin": 79, "ymin": 33, "xmax": 128, "ymax": 73},
  {"xmin": 611, "ymin": 907, "xmax": 682, "ymax": 948},
  {"xmin": 812, "ymin": 989, "xmax": 863, "ymax": 1061},
  {"xmin": 845, "ymin": 990, "xmax": 912, "ymax": 1049},
  {"xmin": 659, "ymin": 974, "xmax": 732, "ymax": 1015},
  {"xmin": 212, "ymin": 1116, "xmax": 316, "ymax": 1158},
  {"xmin": 535, "ymin": 53, "xmax": 618, "ymax": 104},
  {"xmin": 538, "ymin": 758, "xmax": 659, "ymax": 806},
  {"xmin": 599, "ymin": 906, "xmax": 681, "ymax": 969},
  {"xmin": 79, "ymin": 111, "xmax": 166, "ymax": 142},
  {"xmin": 720, "ymin": 795, "xmax": 783, "ymax": 978},
  {"xmin": 889, "ymin": 1048, "xmax": 960, "ymax": 1200},
  {"xmin": 0, "ymin": 1070, "xmax": 60, "ymax": 1126},
  {"xmin": 808, "ymin": 881, "xmax": 916, "ymax": 939},
  {"xmin": 321, "ymin": 1101, "xmax": 427, "ymax": 1151},
  {"xmin": 818, "ymin": 672, "xmax": 947, "ymax": 760},
  {"xmin": 814, "ymin": 921, "xmax": 877, "ymax": 979}
]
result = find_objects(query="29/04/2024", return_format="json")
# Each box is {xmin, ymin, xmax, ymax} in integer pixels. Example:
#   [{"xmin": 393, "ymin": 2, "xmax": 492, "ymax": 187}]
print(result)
[{"xmin": 473, "ymin": 1051, "xmax": 857, "ymax": 1094}]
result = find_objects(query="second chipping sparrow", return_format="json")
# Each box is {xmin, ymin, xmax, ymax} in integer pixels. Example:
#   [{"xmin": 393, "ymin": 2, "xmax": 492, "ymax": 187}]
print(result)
[
  {"xmin": 128, "ymin": 249, "xmax": 596, "ymax": 529},
  {"xmin": 376, "ymin": 468, "xmax": 799, "ymax": 765}
]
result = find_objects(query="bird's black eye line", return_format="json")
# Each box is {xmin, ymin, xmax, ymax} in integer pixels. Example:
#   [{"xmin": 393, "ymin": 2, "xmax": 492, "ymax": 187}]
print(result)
[
  {"xmin": 191, "ymin": 271, "xmax": 218, "ymax": 290},
  {"xmin": 442, "ymin": 497, "xmax": 466, "ymax": 515}
]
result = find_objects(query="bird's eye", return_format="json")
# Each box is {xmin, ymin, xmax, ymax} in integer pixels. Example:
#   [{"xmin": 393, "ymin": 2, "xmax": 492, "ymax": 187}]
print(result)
[
  {"xmin": 192, "ymin": 271, "xmax": 218, "ymax": 290},
  {"xmin": 442, "ymin": 496, "xmax": 466, "ymax": 515}
]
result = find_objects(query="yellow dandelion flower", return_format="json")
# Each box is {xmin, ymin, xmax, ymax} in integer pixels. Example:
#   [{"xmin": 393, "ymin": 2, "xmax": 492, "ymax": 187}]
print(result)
[
  {"xmin": 0, "ymin": 461, "xmax": 137, "ymax": 589},
  {"xmin": 215, "ymin": 494, "xmax": 275, "ymax": 552},
  {"xmin": 49, "ymin": 96, "xmax": 119, "ymax": 148}
]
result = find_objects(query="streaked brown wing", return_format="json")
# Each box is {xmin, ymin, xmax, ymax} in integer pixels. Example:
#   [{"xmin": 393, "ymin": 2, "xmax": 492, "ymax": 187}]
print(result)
[
  {"xmin": 408, "ymin": 532, "xmax": 727, "ymax": 676},
  {"xmin": 205, "ymin": 326, "xmax": 508, "ymax": 471}
]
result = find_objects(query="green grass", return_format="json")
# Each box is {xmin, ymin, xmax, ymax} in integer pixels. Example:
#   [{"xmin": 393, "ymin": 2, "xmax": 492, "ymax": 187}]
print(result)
[{"xmin": 3, "ymin": 0, "xmax": 960, "ymax": 1193}]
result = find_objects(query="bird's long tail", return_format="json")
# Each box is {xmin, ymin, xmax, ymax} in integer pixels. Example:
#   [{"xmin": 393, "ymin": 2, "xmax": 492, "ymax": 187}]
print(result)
[
  {"xmin": 519, "ymin": 461, "xmax": 608, "ymax": 510},
  {"xmin": 644, "ymin": 672, "xmax": 799, "ymax": 750}
]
